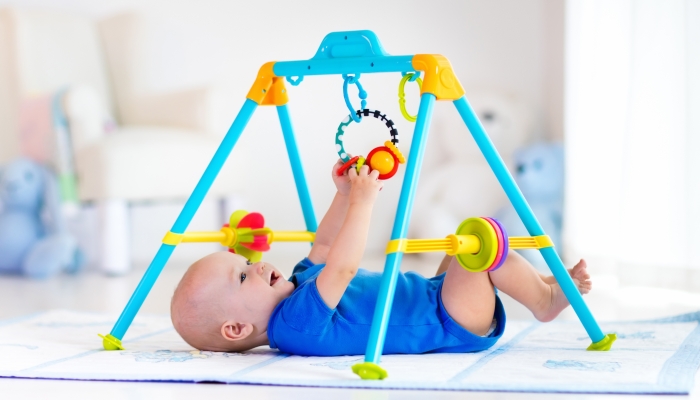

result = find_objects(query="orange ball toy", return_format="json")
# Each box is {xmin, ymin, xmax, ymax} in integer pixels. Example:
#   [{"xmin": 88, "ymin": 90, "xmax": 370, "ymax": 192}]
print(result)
[
  {"xmin": 366, "ymin": 146, "xmax": 400, "ymax": 179},
  {"xmin": 369, "ymin": 150, "xmax": 395, "ymax": 174}
]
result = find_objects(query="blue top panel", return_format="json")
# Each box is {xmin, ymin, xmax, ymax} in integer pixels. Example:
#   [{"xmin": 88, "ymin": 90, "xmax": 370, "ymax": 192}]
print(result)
[
  {"xmin": 312, "ymin": 30, "xmax": 389, "ymax": 59},
  {"xmin": 273, "ymin": 30, "xmax": 414, "ymax": 77}
]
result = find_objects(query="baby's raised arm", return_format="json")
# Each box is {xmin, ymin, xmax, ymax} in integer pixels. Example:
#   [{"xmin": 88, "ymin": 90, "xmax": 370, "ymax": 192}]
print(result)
[
  {"xmin": 315, "ymin": 165, "xmax": 383, "ymax": 309},
  {"xmin": 307, "ymin": 160, "xmax": 352, "ymax": 265}
]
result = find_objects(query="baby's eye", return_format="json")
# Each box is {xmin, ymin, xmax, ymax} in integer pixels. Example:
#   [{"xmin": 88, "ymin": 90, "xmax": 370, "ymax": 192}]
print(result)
[
  {"xmin": 246, "ymin": 260, "xmax": 252, "ymax": 265},
  {"xmin": 240, "ymin": 273, "xmax": 246, "ymax": 283}
]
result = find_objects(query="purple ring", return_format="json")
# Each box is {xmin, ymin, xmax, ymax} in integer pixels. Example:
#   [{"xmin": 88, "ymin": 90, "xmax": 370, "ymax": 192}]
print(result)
[
  {"xmin": 487, "ymin": 217, "xmax": 509, "ymax": 271},
  {"xmin": 482, "ymin": 217, "xmax": 504, "ymax": 272}
]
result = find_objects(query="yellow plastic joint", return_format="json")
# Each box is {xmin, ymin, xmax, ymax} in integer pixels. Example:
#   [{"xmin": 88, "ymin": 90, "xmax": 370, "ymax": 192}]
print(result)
[
  {"xmin": 246, "ymin": 62, "xmax": 289, "ymax": 106},
  {"xmin": 411, "ymin": 54, "xmax": 465, "ymax": 101},
  {"xmin": 352, "ymin": 362, "xmax": 388, "ymax": 380},
  {"xmin": 386, "ymin": 239, "xmax": 408, "ymax": 254},
  {"xmin": 98, "ymin": 333, "xmax": 124, "ymax": 350},
  {"xmin": 534, "ymin": 235, "xmax": 554, "ymax": 248},
  {"xmin": 162, "ymin": 231, "xmax": 183, "ymax": 246},
  {"xmin": 587, "ymin": 333, "xmax": 617, "ymax": 351}
]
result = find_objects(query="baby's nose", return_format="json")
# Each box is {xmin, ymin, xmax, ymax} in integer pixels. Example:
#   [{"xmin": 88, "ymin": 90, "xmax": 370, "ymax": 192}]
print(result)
[{"xmin": 256, "ymin": 262, "xmax": 265, "ymax": 274}]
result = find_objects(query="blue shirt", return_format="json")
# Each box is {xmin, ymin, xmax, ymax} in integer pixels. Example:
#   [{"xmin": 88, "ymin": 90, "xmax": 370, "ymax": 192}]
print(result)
[{"xmin": 267, "ymin": 258, "xmax": 506, "ymax": 356}]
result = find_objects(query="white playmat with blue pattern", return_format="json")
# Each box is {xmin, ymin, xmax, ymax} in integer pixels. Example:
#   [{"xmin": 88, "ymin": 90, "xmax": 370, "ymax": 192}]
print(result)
[{"xmin": 1, "ymin": 310, "xmax": 699, "ymax": 394}]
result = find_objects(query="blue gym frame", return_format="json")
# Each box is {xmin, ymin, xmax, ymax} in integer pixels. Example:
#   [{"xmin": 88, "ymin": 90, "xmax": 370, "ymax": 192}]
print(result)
[{"xmin": 103, "ymin": 30, "xmax": 612, "ymax": 378}]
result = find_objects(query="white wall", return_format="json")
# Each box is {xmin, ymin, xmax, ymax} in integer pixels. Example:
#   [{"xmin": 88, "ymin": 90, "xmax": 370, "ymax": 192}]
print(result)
[
  {"xmin": 2, "ymin": 0, "xmax": 564, "ymax": 267},
  {"xmin": 564, "ymin": 0, "xmax": 700, "ymax": 288}
]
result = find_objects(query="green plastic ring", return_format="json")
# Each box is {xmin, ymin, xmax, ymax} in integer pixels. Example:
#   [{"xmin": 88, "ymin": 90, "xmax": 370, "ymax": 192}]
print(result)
[
  {"xmin": 454, "ymin": 217, "xmax": 499, "ymax": 272},
  {"xmin": 398, "ymin": 73, "xmax": 423, "ymax": 122}
]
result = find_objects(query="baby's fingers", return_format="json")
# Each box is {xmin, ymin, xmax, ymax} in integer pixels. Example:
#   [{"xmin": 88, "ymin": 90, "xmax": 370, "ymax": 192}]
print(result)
[
  {"xmin": 358, "ymin": 164, "xmax": 370, "ymax": 176},
  {"xmin": 369, "ymin": 169, "xmax": 380, "ymax": 180},
  {"xmin": 348, "ymin": 167, "xmax": 358, "ymax": 180}
]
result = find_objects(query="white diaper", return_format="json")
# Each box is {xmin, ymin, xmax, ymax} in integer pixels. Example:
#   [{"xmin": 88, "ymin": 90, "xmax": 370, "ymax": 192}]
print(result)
[{"xmin": 481, "ymin": 319, "xmax": 498, "ymax": 337}]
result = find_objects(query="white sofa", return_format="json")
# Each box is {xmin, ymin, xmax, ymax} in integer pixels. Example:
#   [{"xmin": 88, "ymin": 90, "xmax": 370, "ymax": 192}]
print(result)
[{"xmin": 0, "ymin": 9, "xmax": 238, "ymax": 274}]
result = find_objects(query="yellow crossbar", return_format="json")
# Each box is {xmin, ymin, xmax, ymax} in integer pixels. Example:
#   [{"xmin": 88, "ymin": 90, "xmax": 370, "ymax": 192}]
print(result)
[
  {"xmin": 386, "ymin": 234, "xmax": 553, "ymax": 255},
  {"xmin": 509, "ymin": 235, "xmax": 553, "ymax": 249},
  {"xmin": 268, "ymin": 231, "xmax": 316, "ymax": 243},
  {"xmin": 386, "ymin": 235, "xmax": 481, "ymax": 255},
  {"xmin": 162, "ymin": 228, "xmax": 315, "ymax": 248},
  {"xmin": 181, "ymin": 231, "xmax": 227, "ymax": 242}
]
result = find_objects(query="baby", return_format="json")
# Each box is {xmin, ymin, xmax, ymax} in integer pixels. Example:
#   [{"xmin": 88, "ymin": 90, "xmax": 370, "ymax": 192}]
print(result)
[{"xmin": 171, "ymin": 161, "xmax": 591, "ymax": 355}]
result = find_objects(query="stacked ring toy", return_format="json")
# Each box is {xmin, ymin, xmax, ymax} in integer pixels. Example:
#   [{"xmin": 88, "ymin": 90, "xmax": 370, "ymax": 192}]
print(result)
[
  {"xmin": 454, "ymin": 217, "xmax": 509, "ymax": 272},
  {"xmin": 335, "ymin": 109, "xmax": 406, "ymax": 180}
]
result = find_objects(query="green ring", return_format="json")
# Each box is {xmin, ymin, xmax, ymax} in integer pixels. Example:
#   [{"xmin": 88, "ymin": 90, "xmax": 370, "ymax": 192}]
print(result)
[
  {"xmin": 455, "ymin": 217, "xmax": 498, "ymax": 272},
  {"xmin": 335, "ymin": 115, "xmax": 354, "ymax": 163}
]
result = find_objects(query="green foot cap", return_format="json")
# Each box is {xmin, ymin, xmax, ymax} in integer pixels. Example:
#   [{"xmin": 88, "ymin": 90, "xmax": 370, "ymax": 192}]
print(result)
[
  {"xmin": 352, "ymin": 362, "xmax": 388, "ymax": 380},
  {"xmin": 98, "ymin": 334, "xmax": 124, "ymax": 350},
  {"xmin": 587, "ymin": 333, "xmax": 617, "ymax": 351}
]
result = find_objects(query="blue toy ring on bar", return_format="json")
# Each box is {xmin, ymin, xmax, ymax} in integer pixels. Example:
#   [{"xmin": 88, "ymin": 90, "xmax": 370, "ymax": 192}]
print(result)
[
  {"xmin": 342, "ymin": 73, "xmax": 361, "ymax": 84},
  {"xmin": 343, "ymin": 74, "xmax": 367, "ymax": 123}
]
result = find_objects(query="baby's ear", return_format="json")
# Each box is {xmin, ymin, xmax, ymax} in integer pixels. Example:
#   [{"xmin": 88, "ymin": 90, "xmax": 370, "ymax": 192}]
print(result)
[{"xmin": 221, "ymin": 321, "xmax": 253, "ymax": 341}]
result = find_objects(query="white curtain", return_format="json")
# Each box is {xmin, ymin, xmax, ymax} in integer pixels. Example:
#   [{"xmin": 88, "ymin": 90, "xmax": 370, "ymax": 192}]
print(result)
[{"xmin": 564, "ymin": 0, "xmax": 700, "ymax": 270}]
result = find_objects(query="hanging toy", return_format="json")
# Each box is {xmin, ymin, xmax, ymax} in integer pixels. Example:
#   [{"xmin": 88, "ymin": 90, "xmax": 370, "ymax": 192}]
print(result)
[
  {"xmin": 334, "ymin": 74, "xmax": 405, "ymax": 180},
  {"xmin": 335, "ymin": 109, "xmax": 406, "ymax": 180}
]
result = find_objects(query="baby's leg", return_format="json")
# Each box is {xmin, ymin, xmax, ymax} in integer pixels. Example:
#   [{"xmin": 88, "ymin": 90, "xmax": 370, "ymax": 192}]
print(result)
[
  {"xmin": 441, "ymin": 257, "xmax": 497, "ymax": 336},
  {"xmin": 442, "ymin": 251, "xmax": 589, "ymax": 327},
  {"xmin": 488, "ymin": 251, "xmax": 580, "ymax": 322}
]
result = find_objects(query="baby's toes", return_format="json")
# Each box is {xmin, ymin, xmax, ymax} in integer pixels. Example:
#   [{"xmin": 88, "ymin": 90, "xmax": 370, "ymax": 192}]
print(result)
[
  {"xmin": 580, "ymin": 282, "xmax": 592, "ymax": 294},
  {"xmin": 572, "ymin": 259, "xmax": 588, "ymax": 272},
  {"xmin": 574, "ymin": 269, "xmax": 590, "ymax": 280}
]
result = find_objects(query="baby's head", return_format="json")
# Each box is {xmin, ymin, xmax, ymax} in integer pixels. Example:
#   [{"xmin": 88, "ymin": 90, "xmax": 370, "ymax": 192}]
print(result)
[{"xmin": 171, "ymin": 251, "xmax": 294, "ymax": 352}]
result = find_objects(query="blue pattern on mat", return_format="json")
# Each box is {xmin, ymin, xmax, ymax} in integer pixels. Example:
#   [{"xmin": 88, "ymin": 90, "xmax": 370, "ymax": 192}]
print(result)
[{"xmin": 543, "ymin": 360, "xmax": 621, "ymax": 372}]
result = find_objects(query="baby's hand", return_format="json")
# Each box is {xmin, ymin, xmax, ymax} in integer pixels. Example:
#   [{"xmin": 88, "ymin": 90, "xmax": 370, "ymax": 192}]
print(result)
[
  {"xmin": 331, "ymin": 159, "xmax": 352, "ymax": 196},
  {"xmin": 348, "ymin": 165, "xmax": 383, "ymax": 206}
]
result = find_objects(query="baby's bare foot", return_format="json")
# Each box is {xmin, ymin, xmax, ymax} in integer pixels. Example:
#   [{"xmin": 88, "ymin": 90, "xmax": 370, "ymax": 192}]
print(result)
[
  {"xmin": 534, "ymin": 259, "xmax": 591, "ymax": 322},
  {"xmin": 570, "ymin": 259, "xmax": 592, "ymax": 294}
]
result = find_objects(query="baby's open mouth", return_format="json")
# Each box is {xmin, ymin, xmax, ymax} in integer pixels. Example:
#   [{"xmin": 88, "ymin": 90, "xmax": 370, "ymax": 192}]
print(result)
[{"xmin": 270, "ymin": 271, "xmax": 280, "ymax": 286}]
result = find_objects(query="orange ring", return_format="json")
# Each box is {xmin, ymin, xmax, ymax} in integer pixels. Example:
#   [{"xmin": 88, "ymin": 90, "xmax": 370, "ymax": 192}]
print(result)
[
  {"xmin": 384, "ymin": 141, "xmax": 405, "ymax": 164},
  {"xmin": 366, "ymin": 147, "xmax": 399, "ymax": 180}
]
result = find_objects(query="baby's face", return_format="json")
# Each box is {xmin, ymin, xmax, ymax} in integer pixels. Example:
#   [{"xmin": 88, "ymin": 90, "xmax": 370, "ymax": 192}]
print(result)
[{"xmin": 210, "ymin": 253, "xmax": 295, "ymax": 327}]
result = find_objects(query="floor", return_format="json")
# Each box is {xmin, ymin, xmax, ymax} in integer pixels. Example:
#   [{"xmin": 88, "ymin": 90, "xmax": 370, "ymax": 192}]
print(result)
[{"xmin": 2, "ymin": 253, "xmax": 700, "ymax": 399}]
